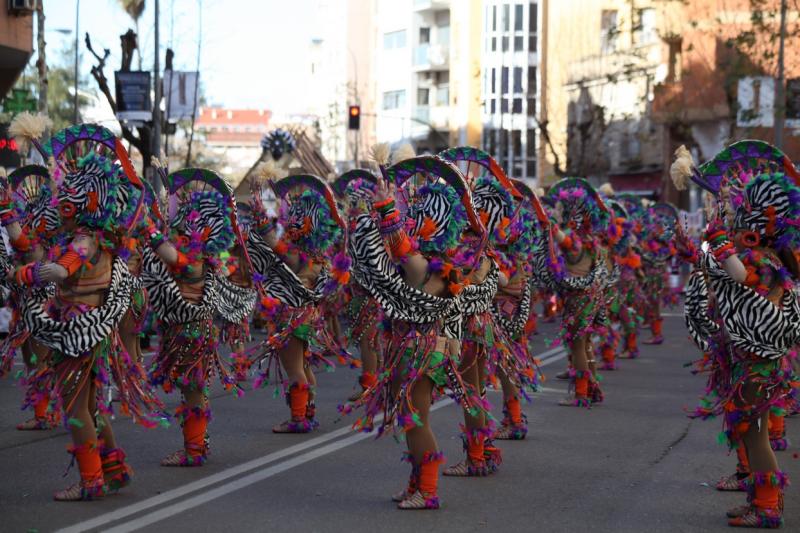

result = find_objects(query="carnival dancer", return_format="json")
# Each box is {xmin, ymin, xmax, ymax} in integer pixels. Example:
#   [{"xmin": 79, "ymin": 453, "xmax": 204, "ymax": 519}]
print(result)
[
  {"xmin": 638, "ymin": 201, "xmax": 677, "ymax": 345},
  {"xmin": 673, "ymin": 141, "xmax": 800, "ymax": 528},
  {"xmin": 4, "ymin": 122, "xmax": 167, "ymax": 499},
  {"xmin": 143, "ymin": 167, "xmax": 246, "ymax": 466},
  {"xmin": 0, "ymin": 161, "xmax": 60, "ymax": 430},
  {"xmin": 341, "ymin": 152, "xmax": 490, "ymax": 509},
  {"xmin": 597, "ymin": 198, "xmax": 642, "ymax": 369},
  {"xmin": 535, "ymin": 178, "xmax": 611, "ymax": 407},
  {"xmin": 333, "ymin": 169, "xmax": 383, "ymax": 401},
  {"xmin": 220, "ymin": 201, "xmax": 258, "ymax": 381},
  {"xmin": 245, "ymin": 171, "xmax": 351, "ymax": 433}
]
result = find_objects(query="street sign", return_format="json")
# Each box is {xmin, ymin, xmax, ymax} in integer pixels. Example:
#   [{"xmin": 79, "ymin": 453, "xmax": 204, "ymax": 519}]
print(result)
[
  {"xmin": 115, "ymin": 71, "xmax": 152, "ymax": 121},
  {"xmin": 2, "ymin": 88, "xmax": 37, "ymax": 115}
]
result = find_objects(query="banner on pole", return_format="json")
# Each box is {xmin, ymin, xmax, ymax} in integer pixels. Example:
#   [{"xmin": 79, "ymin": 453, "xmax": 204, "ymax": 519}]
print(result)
[{"xmin": 163, "ymin": 71, "xmax": 199, "ymax": 121}]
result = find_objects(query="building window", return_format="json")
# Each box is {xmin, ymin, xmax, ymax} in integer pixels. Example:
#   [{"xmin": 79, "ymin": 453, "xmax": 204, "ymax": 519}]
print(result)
[
  {"xmin": 527, "ymin": 128, "xmax": 536, "ymax": 156},
  {"xmin": 501, "ymin": 67, "xmax": 509, "ymax": 93},
  {"xmin": 513, "ymin": 67, "xmax": 523, "ymax": 92},
  {"xmin": 512, "ymin": 130, "xmax": 522, "ymax": 157},
  {"xmin": 529, "ymin": 2, "xmax": 538, "ymax": 32},
  {"xmin": 417, "ymin": 88, "xmax": 430, "ymax": 106},
  {"xmin": 514, "ymin": 4, "xmax": 524, "ymax": 31},
  {"xmin": 601, "ymin": 10, "xmax": 619, "ymax": 54},
  {"xmin": 382, "ymin": 90, "xmax": 406, "ymax": 110},
  {"xmin": 436, "ymin": 84, "xmax": 449, "ymax": 106},
  {"xmin": 501, "ymin": 98, "xmax": 509, "ymax": 113},
  {"xmin": 528, "ymin": 35, "xmax": 537, "ymax": 53},
  {"xmin": 491, "ymin": 99, "xmax": 497, "ymax": 113},
  {"xmin": 513, "ymin": 98, "xmax": 522, "ymax": 113},
  {"xmin": 526, "ymin": 159, "xmax": 536, "ymax": 177},
  {"xmin": 502, "ymin": 4, "xmax": 510, "ymax": 31},
  {"xmin": 491, "ymin": 68, "xmax": 496, "ymax": 93},
  {"xmin": 492, "ymin": 5, "xmax": 497, "ymax": 31},
  {"xmin": 384, "ymin": 30, "xmax": 407, "ymax": 49},
  {"xmin": 634, "ymin": 8, "xmax": 657, "ymax": 45},
  {"xmin": 527, "ymin": 67, "xmax": 537, "ymax": 93},
  {"xmin": 500, "ymin": 129, "xmax": 509, "ymax": 155},
  {"xmin": 491, "ymin": 37, "xmax": 497, "ymax": 51},
  {"xmin": 502, "ymin": 36, "xmax": 509, "ymax": 51},
  {"xmin": 514, "ymin": 35, "xmax": 524, "ymax": 51},
  {"xmin": 419, "ymin": 27, "xmax": 431, "ymax": 44},
  {"xmin": 527, "ymin": 97, "xmax": 537, "ymax": 117}
]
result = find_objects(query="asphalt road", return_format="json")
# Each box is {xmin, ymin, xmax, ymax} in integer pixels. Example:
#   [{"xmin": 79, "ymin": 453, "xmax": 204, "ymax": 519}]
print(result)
[{"xmin": 0, "ymin": 313, "xmax": 798, "ymax": 533}]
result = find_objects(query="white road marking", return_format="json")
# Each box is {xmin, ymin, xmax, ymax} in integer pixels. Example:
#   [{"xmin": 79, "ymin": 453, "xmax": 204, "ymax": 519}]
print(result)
[{"xmin": 57, "ymin": 347, "xmax": 569, "ymax": 532}]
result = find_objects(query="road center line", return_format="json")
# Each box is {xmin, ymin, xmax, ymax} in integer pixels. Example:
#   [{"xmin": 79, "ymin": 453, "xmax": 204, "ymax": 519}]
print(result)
[{"xmin": 57, "ymin": 348, "xmax": 567, "ymax": 532}]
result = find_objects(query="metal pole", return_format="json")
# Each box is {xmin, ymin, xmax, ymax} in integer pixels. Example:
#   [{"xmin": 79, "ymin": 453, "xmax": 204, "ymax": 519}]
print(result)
[
  {"xmin": 153, "ymin": 0, "xmax": 162, "ymax": 190},
  {"xmin": 73, "ymin": 0, "xmax": 79, "ymax": 123},
  {"xmin": 774, "ymin": 0, "xmax": 787, "ymax": 150}
]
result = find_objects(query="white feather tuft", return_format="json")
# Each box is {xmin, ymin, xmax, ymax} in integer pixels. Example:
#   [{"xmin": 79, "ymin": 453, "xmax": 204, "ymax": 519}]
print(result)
[
  {"xmin": 369, "ymin": 143, "xmax": 391, "ymax": 167},
  {"xmin": 598, "ymin": 182, "xmax": 615, "ymax": 197},
  {"xmin": 669, "ymin": 145, "xmax": 695, "ymax": 191},
  {"xmin": 391, "ymin": 143, "xmax": 415, "ymax": 164},
  {"xmin": 9, "ymin": 112, "xmax": 52, "ymax": 154}
]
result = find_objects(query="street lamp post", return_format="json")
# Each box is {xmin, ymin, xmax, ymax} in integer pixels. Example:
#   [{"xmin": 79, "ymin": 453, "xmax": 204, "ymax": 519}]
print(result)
[{"xmin": 73, "ymin": 0, "xmax": 80, "ymax": 123}]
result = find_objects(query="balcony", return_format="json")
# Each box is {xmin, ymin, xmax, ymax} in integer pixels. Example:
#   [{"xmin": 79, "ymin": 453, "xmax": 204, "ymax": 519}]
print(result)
[
  {"xmin": 413, "ymin": 0, "xmax": 450, "ymax": 13},
  {"xmin": 412, "ymin": 105, "xmax": 449, "ymax": 130},
  {"xmin": 413, "ymin": 44, "xmax": 449, "ymax": 71}
]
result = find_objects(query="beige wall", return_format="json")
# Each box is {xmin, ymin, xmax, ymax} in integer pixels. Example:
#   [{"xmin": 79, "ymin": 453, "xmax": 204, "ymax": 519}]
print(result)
[
  {"xmin": 539, "ymin": 0, "xmax": 683, "ymax": 183},
  {"xmin": 449, "ymin": 0, "xmax": 482, "ymax": 147}
]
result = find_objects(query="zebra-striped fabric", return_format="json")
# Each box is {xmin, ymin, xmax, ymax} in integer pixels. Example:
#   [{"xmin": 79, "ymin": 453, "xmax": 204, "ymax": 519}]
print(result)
[
  {"xmin": 684, "ymin": 270, "xmax": 718, "ymax": 353},
  {"xmin": 460, "ymin": 260, "xmax": 499, "ymax": 316},
  {"xmin": 140, "ymin": 248, "xmax": 217, "ymax": 325},
  {"xmin": 348, "ymin": 213, "xmax": 464, "ymax": 339},
  {"xmin": 245, "ymin": 231, "xmax": 329, "ymax": 307},
  {"xmin": 492, "ymin": 281, "xmax": 532, "ymax": 339},
  {"xmin": 694, "ymin": 251, "xmax": 800, "ymax": 359},
  {"xmin": 24, "ymin": 257, "xmax": 132, "ymax": 358},
  {"xmin": 215, "ymin": 275, "xmax": 257, "ymax": 324}
]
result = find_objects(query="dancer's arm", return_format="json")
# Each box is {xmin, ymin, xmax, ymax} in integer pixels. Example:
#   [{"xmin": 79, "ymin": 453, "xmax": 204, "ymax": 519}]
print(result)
[
  {"xmin": 704, "ymin": 219, "xmax": 746, "ymax": 283},
  {"xmin": 14, "ymin": 231, "xmax": 96, "ymax": 285},
  {"xmin": 373, "ymin": 177, "xmax": 428, "ymax": 285}
]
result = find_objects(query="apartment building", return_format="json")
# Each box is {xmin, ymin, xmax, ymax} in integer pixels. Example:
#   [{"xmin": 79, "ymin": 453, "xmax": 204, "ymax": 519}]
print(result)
[{"xmin": 480, "ymin": 1, "xmax": 541, "ymax": 184}]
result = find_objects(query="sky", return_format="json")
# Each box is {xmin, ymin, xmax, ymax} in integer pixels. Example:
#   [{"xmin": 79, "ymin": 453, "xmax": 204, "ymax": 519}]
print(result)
[{"xmin": 43, "ymin": 0, "xmax": 322, "ymax": 113}]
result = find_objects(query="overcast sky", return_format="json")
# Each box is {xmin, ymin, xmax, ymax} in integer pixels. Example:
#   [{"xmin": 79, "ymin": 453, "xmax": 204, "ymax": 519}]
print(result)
[{"xmin": 44, "ymin": 0, "xmax": 318, "ymax": 112}]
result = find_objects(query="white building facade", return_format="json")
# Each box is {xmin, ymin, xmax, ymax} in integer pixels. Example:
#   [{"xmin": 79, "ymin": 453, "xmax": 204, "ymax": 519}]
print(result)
[{"xmin": 481, "ymin": 1, "xmax": 541, "ymax": 184}]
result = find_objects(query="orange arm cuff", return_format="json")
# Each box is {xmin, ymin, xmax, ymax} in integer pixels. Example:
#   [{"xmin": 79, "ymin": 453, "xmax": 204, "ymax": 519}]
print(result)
[{"xmin": 55, "ymin": 250, "xmax": 85, "ymax": 277}]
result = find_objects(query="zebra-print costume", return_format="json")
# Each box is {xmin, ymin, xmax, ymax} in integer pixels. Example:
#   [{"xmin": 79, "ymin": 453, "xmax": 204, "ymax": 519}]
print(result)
[
  {"xmin": 348, "ymin": 213, "xmax": 464, "ymax": 339},
  {"xmin": 688, "ymin": 252, "xmax": 800, "ymax": 360},
  {"xmin": 23, "ymin": 257, "xmax": 132, "ymax": 358},
  {"xmin": 492, "ymin": 282, "xmax": 533, "ymax": 340},
  {"xmin": 215, "ymin": 275, "xmax": 257, "ymax": 326},
  {"xmin": 245, "ymin": 231, "xmax": 328, "ymax": 307},
  {"xmin": 683, "ymin": 270, "xmax": 718, "ymax": 353},
  {"xmin": 140, "ymin": 248, "xmax": 218, "ymax": 325}
]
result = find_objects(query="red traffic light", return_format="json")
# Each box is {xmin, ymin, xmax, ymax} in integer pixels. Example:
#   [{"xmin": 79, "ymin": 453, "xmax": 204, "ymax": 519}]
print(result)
[{"xmin": 348, "ymin": 105, "xmax": 361, "ymax": 129}]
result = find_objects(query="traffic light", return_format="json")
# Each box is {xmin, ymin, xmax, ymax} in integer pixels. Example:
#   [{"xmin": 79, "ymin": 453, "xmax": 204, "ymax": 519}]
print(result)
[{"xmin": 348, "ymin": 105, "xmax": 361, "ymax": 130}]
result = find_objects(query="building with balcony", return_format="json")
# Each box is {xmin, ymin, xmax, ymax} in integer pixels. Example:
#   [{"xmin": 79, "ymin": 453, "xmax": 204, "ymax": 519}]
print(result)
[
  {"xmin": 371, "ymin": 0, "xmax": 482, "ymax": 154},
  {"xmin": 0, "ymin": 4, "xmax": 34, "ymax": 100},
  {"xmin": 480, "ymin": 1, "xmax": 541, "ymax": 184}
]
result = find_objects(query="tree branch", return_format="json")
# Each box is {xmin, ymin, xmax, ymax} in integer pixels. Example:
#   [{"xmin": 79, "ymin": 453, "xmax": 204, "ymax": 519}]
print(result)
[{"xmin": 533, "ymin": 116, "xmax": 565, "ymax": 177}]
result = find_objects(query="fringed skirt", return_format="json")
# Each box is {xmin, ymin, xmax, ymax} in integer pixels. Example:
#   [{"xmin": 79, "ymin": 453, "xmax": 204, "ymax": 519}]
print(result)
[
  {"xmin": 248, "ymin": 304, "xmax": 355, "ymax": 394},
  {"xmin": 35, "ymin": 299, "xmax": 167, "ymax": 429},
  {"xmin": 340, "ymin": 320, "xmax": 480, "ymax": 437},
  {"xmin": 149, "ymin": 319, "xmax": 238, "ymax": 396},
  {"xmin": 690, "ymin": 341, "xmax": 798, "ymax": 449}
]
